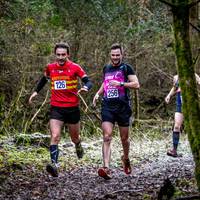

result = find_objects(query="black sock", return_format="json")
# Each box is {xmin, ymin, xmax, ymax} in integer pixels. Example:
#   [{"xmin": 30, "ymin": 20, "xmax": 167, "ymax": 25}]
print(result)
[
  {"xmin": 172, "ymin": 131, "xmax": 180, "ymax": 150},
  {"xmin": 75, "ymin": 140, "xmax": 81, "ymax": 147},
  {"xmin": 50, "ymin": 145, "xmax": 59, "ymax": 164}
]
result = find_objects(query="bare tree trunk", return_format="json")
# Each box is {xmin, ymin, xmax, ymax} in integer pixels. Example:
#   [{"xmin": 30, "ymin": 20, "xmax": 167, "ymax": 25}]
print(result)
[
  {"xmin": 172, "ymin": 1, "xmax": 200, "ymax": 191},
  {"xmin": 159, "ymin": 0, "xmax": 200, "ymax": 191},
  {"xmin": 189, "ymin": 2, "xmax": 200, "ymax": 59}
]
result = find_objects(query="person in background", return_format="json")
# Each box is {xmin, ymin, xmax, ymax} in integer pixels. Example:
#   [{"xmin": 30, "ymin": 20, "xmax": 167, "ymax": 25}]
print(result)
[
  {"xmin": 165, "ymin": 73, "xmax": 200, "ymax": 157},
  {"xmin": 93, "ymin": 43, "xmax": 140, "ymax": 179},
  {"xmin": 29, "ymin": 42, "xmax": 92, "ymax": 177}
]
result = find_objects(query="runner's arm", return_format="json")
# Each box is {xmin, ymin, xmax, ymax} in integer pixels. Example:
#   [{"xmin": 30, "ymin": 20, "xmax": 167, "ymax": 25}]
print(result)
[
  {"xmin": 81, "ymin": 76, "xmax": 92, "ymax": 91},
  {"xmin": 165, "ymin": 86, "xmax": 176, "ymax": 104},
  {"xmin": 108, "ymin": 75, "xmax": 140, "ymax": 89},
  {"xmin": 95, "ymin": 83, "xmax": 104, "ymax": 96},
  {"xmin": 165, "ymin": 75, "xmax": 177, "ymax": 104},
  {"xmin": 29, "ymin": 75, "xmax": 48, "ymax": 104},
  {"xmin": 35, "ymin": 76, "xmax": 48, "ymax": 93},
  {"xmin": 93, "ymin": 83, "xmax": 104, "ymax": 106},
  {"xmin": 126, "ymin": 74, "xmax": 140, "ymax": 89},
  {"xmin": 78, "ymin": 75, "xmax": 92, "ymax": 93}
]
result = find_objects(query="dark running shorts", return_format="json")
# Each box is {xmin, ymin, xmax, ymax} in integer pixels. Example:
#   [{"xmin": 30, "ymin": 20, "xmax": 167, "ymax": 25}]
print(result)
[
  {"xmin": 176, "ymin": 104, "xmax": 182, "ymax": 113},
  {"xmin": 50, "ymin": 106, "xmax": 80, "ymax": 124},
  {"xmin": 101, "ymin": 104, "xmax": 132, "ymax": 127},
  {"xmin": 176, "ymin": 92, "xmax": 182, "ymax": 113}
]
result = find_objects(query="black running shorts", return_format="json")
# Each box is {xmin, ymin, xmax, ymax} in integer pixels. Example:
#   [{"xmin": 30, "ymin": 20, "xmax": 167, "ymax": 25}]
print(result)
[
  {"xmin": 101, "ymin": 104, "xmax": 132, "ymax": 127},
  {"xmin": 50, "ymin": 106, "xmax": 80, "ymax": 124}
]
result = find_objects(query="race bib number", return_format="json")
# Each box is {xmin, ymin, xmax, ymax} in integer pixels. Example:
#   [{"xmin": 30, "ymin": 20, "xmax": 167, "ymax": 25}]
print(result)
[
  {"xmin": 107, "ymin": 89, "xmax": 119, "ymax": 98},
  {"xmin": 54, "ymin": 80, "xmax": 67, "ymax": 90}
]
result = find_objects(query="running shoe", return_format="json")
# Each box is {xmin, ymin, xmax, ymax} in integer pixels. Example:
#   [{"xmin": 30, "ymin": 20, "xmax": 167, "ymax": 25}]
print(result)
[
  {"xmin": 46, "ymin": 163, "xmax": 58, "ymax": 177},
  {"xmin": 75, "ymin": 142, "xmax": 84, "ymax": 159},
  {"xmin": 98, "ymin": 167, "xmax": 112, "ymax": 180},
  {"xmin": 121, "ymin": 156, "xmax": 132, "ymax": 175},
  {"xmin": 167, "ymin": 149, "xmax": 182, "ymax": 157}
]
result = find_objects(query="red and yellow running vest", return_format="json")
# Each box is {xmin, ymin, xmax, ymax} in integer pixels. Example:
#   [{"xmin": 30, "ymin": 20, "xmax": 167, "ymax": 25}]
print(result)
[{"xmin": 45, "ymin": 60, "xmax": 86, "ymax": 107}]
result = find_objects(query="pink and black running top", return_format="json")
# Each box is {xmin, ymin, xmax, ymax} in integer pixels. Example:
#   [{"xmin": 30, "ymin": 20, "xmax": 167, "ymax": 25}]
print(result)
[{"xmin": 102, "ymin": 63, "xmax": 135, "ymax": 105}]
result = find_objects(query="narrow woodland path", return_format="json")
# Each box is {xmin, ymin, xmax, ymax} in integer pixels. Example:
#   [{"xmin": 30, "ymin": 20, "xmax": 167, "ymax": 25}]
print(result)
[{"xmin": 0, "ymin": 134, "xmax": 199, "ymax": 200}]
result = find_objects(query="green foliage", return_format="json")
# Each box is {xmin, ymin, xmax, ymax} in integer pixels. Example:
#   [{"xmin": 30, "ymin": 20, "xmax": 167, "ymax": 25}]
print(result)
[
  {"xmin": 14, "ymin": 132, "xmax": 50, "ymax": 146},
  {"xmin": 0, "ymin": 94, "xmax": 5, "ymax": 121},
  {"xmin": 0, "ymin": 144, "xmax": 49, "ymax": 171},
  {"xmin": 0, "ymin": 0, "xmax": 178, "ymax": 134},
  {"xmin": 31, "ymin": 42, "xmax": 52, "ymax": 56},
  {"xmin": 143, "ymin": 194, "xmax": 151, "ymax": 199},
  {"xmin": 48, "ymin": 14, "xmax": 63, "ymax": 27},
  {"xmin": 173, "ymin": 178, "xmax": 197, "ymax": 197}
]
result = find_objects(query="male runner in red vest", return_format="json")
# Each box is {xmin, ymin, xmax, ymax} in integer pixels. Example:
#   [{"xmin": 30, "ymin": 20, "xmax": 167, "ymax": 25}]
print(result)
[{"xmin": 29, "ymin": 43, "xmax": 92, "ymax": 177}]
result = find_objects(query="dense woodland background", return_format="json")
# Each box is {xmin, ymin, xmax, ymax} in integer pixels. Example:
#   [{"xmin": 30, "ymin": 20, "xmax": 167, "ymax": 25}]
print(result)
[
  {"xmin": 1, "ymin": 1, "xmax": 200, "ymax": 199},
  {"xmin": 0, "ymin": 0, "xmax": 199, "ymax": 134}
]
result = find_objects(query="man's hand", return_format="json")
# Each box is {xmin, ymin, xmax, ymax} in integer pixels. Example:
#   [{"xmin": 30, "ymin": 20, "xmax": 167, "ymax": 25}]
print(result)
[
  {"xmin": 78, "ymin": 87, "xmax": 88, "ymax": 94},
  {"xmin": 109, "ymin": 80, "xmax": 120, "ymax": 87},
  {"xmin": 165, "ymin": 95, "xmax": 171, "ymax": 104},
  {"xmin": 29, "ymin": 91, "xmax": 38, "ymax": 104},
  {"xmin": 93, "ymin": 93, "xmax": 99, "ymax": 107}
]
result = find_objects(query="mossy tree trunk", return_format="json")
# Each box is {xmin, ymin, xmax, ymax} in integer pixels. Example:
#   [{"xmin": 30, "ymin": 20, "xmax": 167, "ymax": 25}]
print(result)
[
  {"xmin": 160, "ymin": 0, "xmax": 200, "ymax": 190},
  {"xmin": 173, "ymin": 2, "xmax": 200, "ymax": 191},
  {"xmin": 189, "ymin": 1, "xmax": 200, "ymax": 65}
]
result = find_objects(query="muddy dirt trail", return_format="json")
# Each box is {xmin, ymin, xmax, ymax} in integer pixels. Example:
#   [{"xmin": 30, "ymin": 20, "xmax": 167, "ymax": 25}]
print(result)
[{"xmin": 0, "ymin": 136, "xmax": 199, "ymax": 200}]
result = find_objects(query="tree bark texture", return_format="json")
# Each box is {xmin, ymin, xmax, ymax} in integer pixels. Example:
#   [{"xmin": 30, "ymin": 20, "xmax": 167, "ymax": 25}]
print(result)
[{"xmin": 172, "ymin": 1, "xmax": 200, "ymax": 190}]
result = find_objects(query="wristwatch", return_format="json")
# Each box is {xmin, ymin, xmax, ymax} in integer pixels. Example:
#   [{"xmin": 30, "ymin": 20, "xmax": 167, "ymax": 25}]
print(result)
[{"xmin": 120, "ymin": 82, "xmax": 124, "ymax": 87}]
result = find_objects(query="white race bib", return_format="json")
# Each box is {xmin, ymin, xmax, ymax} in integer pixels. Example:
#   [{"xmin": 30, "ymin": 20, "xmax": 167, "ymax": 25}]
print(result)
[
  {"xmin": 54, "ymin": 80, "xmax": 67, "ymax": 90},
  {"xmin": 107, "ymin": 89, "xmax": 119, "ymax": 98}
]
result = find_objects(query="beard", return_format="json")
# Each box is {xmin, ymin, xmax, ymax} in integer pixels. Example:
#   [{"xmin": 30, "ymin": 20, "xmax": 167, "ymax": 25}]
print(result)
[
  {"xmin": 57, "ymin": 59, "xmax": 66, "ymax": 66},
  {"xmin": 111, "ymin": 59, "xmax": 121, "ymax": 66}
]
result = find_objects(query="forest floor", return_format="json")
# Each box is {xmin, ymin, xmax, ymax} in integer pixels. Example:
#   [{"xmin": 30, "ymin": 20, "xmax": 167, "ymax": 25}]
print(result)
[{"xmin": 0, "ymin": 125, "xmax": 200, "ymax": 200}]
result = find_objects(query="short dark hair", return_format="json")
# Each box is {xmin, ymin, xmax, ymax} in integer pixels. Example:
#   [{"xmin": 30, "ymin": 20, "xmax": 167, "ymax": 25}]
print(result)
[
  {"xmin": 54, "ymin": 42, "xmax": 70, "ymax": 54},
  {"xmin": 111, "ymin": 43, "xmax": 123, "ymax": 54}
]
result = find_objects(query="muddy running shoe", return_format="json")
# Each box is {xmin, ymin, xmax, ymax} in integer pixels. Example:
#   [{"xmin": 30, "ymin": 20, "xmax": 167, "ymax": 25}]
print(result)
[
  {"xmin": 167, "ymin": 149, "xmax": 177, "ymax": 157},
  {"xmin": 98, "ymin": 167, "xmax": 112, "ymax": 180},
  {"xmin": 75, "ymin": 142, "xmax": 84, "ymax": 159},
  {"xmin": 121, "ymin": 156, "xmax": 132, "ymax": 175},
  {"xmin": 167, "ymin": 149, "xmax": 182, "ymax": 157},
  {"xmin": 46, "ymin": 164, "xmax": 58, "ymax": 177}
]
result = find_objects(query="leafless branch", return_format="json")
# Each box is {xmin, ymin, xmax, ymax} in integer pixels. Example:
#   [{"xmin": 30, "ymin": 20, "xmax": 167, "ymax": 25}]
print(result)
[
  {"xmin": 193, "ymin": 50, "xmax": 200, "ymax": 68},
  {"xmin": 159, "ymin": 0, "xmax": 200, "ymax": 7},
  {"xmin": 188, "ymin": 0, "xmax": 200, "ymax": 8},
  {"xmin": 150, "ymin": 61, "xmax": 174, "ymax": 80},
  {"xmin": 78, "ymin": 93, "xmax": 101, "ymax": 122},
  {"xmin": 158, "ymin": 0, "xmax": 174, "ymax": 7},
  {"xmin": 23, "ymin": 89, "xmax": 49, "ymax": 133},
  {"xmin": 189, "ymin": 22, "xmax": 200, "ymax": 33}
]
